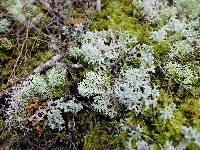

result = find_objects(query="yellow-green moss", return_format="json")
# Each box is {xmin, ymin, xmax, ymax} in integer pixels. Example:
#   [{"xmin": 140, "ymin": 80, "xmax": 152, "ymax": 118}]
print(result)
[
  {"xmin": 153, "ymin": 41, "xmax": 170, "ymax": 61},
  {"xmin": 0, "ymin": 51, "xmax": 54, "ymax": 90},
  {"xmin": 83, "ymin": 123, "xmax": 117, "ymax": 150},
  {"xmin": 91, "ymin": 0, "xmax": 152, "ymax": 44}
]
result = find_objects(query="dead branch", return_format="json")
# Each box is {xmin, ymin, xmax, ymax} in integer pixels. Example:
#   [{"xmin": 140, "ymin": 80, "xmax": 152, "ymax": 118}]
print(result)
[
  {"xmin": 56, "ymin": 62, "xmax": 84, "ymax": 69},
  {"xmin": 33, "ymin": 53, "xmax": 64, "ymax": 74},
  {"xmin": 0, "ymin": 53, "xmax": 84, "ymax": 97}
]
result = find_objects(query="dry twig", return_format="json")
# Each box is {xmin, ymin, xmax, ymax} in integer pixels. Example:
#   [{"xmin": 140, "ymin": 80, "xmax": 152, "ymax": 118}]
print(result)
[{"xmin": 8, "ymin": 20, "xmax": 30, "ymax": 82}]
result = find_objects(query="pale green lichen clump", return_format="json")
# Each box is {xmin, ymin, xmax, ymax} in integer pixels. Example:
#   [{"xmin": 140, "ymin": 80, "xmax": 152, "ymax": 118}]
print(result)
[{"xmin": 70, "ymin": 29, "xmax": 159, "ymax": 117}]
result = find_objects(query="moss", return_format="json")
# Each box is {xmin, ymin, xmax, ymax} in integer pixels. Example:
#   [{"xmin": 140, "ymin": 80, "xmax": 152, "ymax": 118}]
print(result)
[
  {"xmin": 0, "ymin": 120, "xmax": 10, "ymax": 148},
  {"xmin": 83, "ymin": 122, "xmax": 117, "ymax": 150},
  {"xmin": 0, "ymin": 23, "xmax": 52, "ymax": 90},
  {"xmin": 114, "ymin": 89, "xmax": 194, "ymax": 148},
  {"xmin": 91, "ymin": 0, "xmax": 152, "ymax": 44},
  {"xmin": 18, "ymin": 51, "xmax": 54, "ymax": 75},
  {"xmin": 0, "ymin": 51, "xmax": 54, "ymax": 90},
  {"xmin": 0, "ymin": 38, "xmax": 19, "ymax": 88},
  {"xmin": 153, "ymin": 40, "xmax": 170, "ymax": 61},
  {"xmin": 179, "ymin": 98, "xmax": 200, "ymax": 127}
]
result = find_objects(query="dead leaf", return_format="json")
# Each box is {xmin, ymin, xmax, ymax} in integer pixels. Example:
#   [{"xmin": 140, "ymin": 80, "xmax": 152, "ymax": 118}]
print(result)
[
  {"xmin": 36, "ymin": 0, "xmax": 53, "ymax": 12},
  {"xmin": 64, "ymin": 18, "xmax": 87, "ymax": 25},
  {"xmin": 36, "ymin": 125, "xmax": 44, "ymax": 135}
]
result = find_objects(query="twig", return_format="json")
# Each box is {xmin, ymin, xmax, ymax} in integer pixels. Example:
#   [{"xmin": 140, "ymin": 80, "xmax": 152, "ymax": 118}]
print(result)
[
  {"xmin": 56, "ymin": 62, "xmax": 84, "ymax": 69},
  {"xmin": 8, "ymin": 20, "xmax": 30, "ymax": 83},
  {"xmin": 32, "ymin": 53, "xmax": 64, "ymax": 74},
  {"xmin": 158, "ymin": 64, "xmax": 198, "ymax": 99},
  {"xmin": 0, "ymin": 53, "xmax": 84, "ymax": 97},
  {"xmin": 35, "ymin": 0, "xmax": 67, "ymax": 19}
]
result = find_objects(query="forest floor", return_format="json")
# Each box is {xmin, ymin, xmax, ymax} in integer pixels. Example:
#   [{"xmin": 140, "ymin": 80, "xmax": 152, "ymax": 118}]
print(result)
[{"xmin": 0, "ymin": 0, "xmax": 200, "ymax": 150}]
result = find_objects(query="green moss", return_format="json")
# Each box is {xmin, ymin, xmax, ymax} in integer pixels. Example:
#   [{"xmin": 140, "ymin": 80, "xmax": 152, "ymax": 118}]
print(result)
[
  {"xmin": 0, "ymin": 120, "xmax": 10, "ymax": 147},
  {"xmin": 18, "ymin": 51, "xmax": 54, "ymax": 75},
  {"xmin": 179, "ymin": 98, "xmax": 200, "ymax": 127},
  {"xmin": 153, "ymin": 40, "xmax": 170, "ymax": 61},
  {"xmin": 114, "ymin": 89, "xmax": 197, "ymax": 148},
  {"xmin": 0, "ymin": 38, "xmax": 19, "ymax": 88},
  {"xmin": 0, "ymin": 51, "xmax": 54, "ymax": 90},
  {"xmin": 83, "ymin": 123, "xmax": 117, "ymax": 150},
  {"xmin": 91, "ymin": 0, "xmax": 152, "ymax": 44}
]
